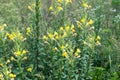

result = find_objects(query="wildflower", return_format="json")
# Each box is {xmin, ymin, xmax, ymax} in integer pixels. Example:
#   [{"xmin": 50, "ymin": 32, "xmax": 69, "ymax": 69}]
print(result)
[
  {"xmin": 6, "ymin": 33, "xmax": 16, "ymax": 41},
  {"xmin": 76, "ymin": 21, "xmax": 81, "ymax": 29},
  {"xmin": 9, "ymin": 73, "xmax": 16, "ymax": 78},
  {"xmin": 54, "ymin": 47, "xmax": 58, "ymax": 51},
  {"xmin": 81, "ymin": 18, "xmax": 86, "ymax": 23},
  {"xmin": 22, "ymin": 50, "xmax": 27, "ymax": 54},
  {"xmin": 88, "ymin": 19, "xmax": 94, "ymax": 25},
  {"xmin": 27, "ymin": 67, "xmax": 32, "ymax": 72},
  {"xmin": 96, "ymin": 36, "xmax": 101, "ymax": 41},
  {"xmin": 66, "ymin": 0, "xmax": 72, "ymax": 3},
  {"xmin": 62, "ymin": 52, "xmax": 69, "ymax": 58},
  {"xmin": 14, "ymin": 51, "xmax": 21, "ymax": 56},
  {"xmin": 83, "ymin": 41, "xmax": 87, "ymax": 45},
  {"xmin": 71, "ymin": 24, "xmax": 75, "ymax": 29},
  {"xmin": 71, "ymin": 28, "xmax": 75, "ymax": 33},
  {"xmin": 61, "ymin": 45, "xmax": 65, "ymax": 49},
  {"xmin": 60, "ymin": 27, "xmax": 64, "ymax": 31},
  {"xmin": 82, "ymin": 2, "xmax": 88, "ymax": 8},
  {"xmin": 74, "ymin": 53, "xmax": 80, "ymax": 58},
  {"xmin": 7, "ymin": 60, "xmax": 10, "ymax": 63},
  {"xmin": 62, "ymin": 31, "xmax": 67, "ymax": 37},
  {"xmin": 3, "ymin": 23, "xmax": 7, "ymax": 27},
  {"xmin": 48, "ymin": 33, "xmax": 53, "ymax": 39},
  {"xmin": 49, "ymin": 6, "xmax": 53, "ymax": 11},
  {"xmin": 58, "ymin": 0, "xmax": 62, "ymax": 3},
  {"xmin": 96, "ymin": 40, "xmax": 101, "ymax": 45},
  {"xmin": 0, "ymin": 25, "xmax": 4, "ymax": 31},
  {"xmin": 65, "ymin": 26, "xmax": 70, "ymax": 31},
  {"xmin": 76, "ymin": 48, "xmax": 81, "ymax": 53},
  {"xmin": 54, "ymin": 31, "xmax": 58, "ymax": 36},
  {"xmin": 10, "ymin": 56, "xmax": 15, "ymax": 60},
  {"xmin": 28, "ymin": 6, "xmax": 32, "ymax": 10},
  {"xmin": 57, "ymin": 6, "xmax": 63, "ymax": 11},
  {"xmin": 26, "ymin": 27, "xmax": 31, "ymax": 35},
  {"xmin": 42, "ymin": 35, "xmax": 47, "ymax": 40}
]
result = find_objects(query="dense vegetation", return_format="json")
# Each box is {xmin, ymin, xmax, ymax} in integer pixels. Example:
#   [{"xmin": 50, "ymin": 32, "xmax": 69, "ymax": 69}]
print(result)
[{"xmin": 0, "ymin": 0, "xmax": 120, "ymax": 80}]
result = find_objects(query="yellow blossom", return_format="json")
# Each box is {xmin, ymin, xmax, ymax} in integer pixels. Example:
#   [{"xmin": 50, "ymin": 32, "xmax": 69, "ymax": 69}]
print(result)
[
  {"xmin": 9, "ymin": 73, "xmax": 16, "ymax": 78},
  {"xmin": 27, "ymin": 67, "xmax": 32, "ymax": 72},
  {"xmin": 42, "ymin": 35, "xmax": 47, "ymax": 40},
  {"xmin": 71, "ymin": 28, "xmax": 75, "ymax": 33},
  {"xmin": 76, "ymin": 21, "xmax": 81, "ymax": 29},
  {"xmin": 10, "ymin": 56, "xmax": 15, "ymax": 61},
  {"xmin": 57, "ymin": 6, "xmax": 63, "ymax": 11},
  {"xmin": 49, "ymin": 6, "xmax": 53, "ymax": 11},
  {"xmin": 65, "ymin": 26, "xmax": 70, "ymax": 31},
  {"xmin": 61, "ymin": 45, "xmax": 65, "ymax": 49},
  {"xmin": 82, "ymin": 3, "xmax": 88, "ymax": 8},
  {"xmin": 28, "ymin": 6, "xmax": 32, "ymax": 10},
  {"xmin": 6, "ymin": 33, "xmax": 16, "ymax": 41},
  {"xmin": 3, "ymin": 23, "xmax": 7, "ymax": 27},
  {"xmin": 14, "ymin": 51, "xmax": 21, "ymax": 56},
  {"xmin": 58, "ymin": 0, "xmax": 62, "ymax": 3},
  {"xmin": 54, "ymin": 31, "xmax": 58, "ymax": 36},
  {"xmin": 66, "ymin": 0, "xmax": 72, "ymax": 3},
  {"xmin": 96, "ymin": 40, "xmax": 101, "ymax": 45},
  {"xmin": 96, "ymin": 36, "xmax": 101, "ymax": 41},
  {"xmin": 60, "ymin": 27, "xmax": 64, "ymax": 31},
  {"xmin": 62, "ymin": 52, "xmax": 69, "ymax": 58},
  {"xmin": 76, "ymin": 48, "xmax": 81, "ymax": 53},
  {"xmin": 22, "ymin": 50, "xmax": 27, "ymax": 54},
  {"xmin": 54, "ymin": 47, "xmax": 58, "ymax": 51},
  {"xmin": 88, "ymin": 19, "xmax": 94, "ymax": 25},
  {"xmin": 26, "ymin": 27, "xmax": 31, "ymax": 35},
  {"xmin": 81, "ymin": 18, "xmax": 86, "ymax": 23},
  {"xmin": 0, "ymin": 25, "xmax": 4, "ymax": 31},
  {"xmin": 48, "ymin": 33, "xmax": 53, "ymax": 39}
]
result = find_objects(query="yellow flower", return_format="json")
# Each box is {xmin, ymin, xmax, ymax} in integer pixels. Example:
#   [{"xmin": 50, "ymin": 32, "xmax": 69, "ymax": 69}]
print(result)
[
  {"xmin": 14, "ymin": 51, "xmax": 21, "ymax": 56},
  {"xmin": 49, "ymin": 6, "xmax": 53, "ymax": 11},
  {"xmin": 58, "ymin": 0, "xmax": 62, "ymax": 3},
  {"xmin": 96, "ymin": 36, "xmax": 101, "ymax": 41},
  {"xmin": 80, "ymin": 18, "xmax": 86, "ymax": 23},
  {"xmin": 0, "ymin": 25, "xmax": 4, "ymax": 31},
  {"xmin": 22, "ymin": 50, "xmax": 27, "ymax": 54},
  {"xmin": 62, "ymin": 52, "xmax": 69, "ymax": 58},
  {"xmin": 42, "ymin": 35, "xmax": 47, "ymax": 40},
  {"xmin": 3, "ymin": 23, "xmax": 7, "ymax": 27},
  {"xmin": 27, "ymin": 67, "xmax": 32, "ymax": 72},
  {"xmin": 48, "ymin": 33, "xmax": 53, "ymax": 39},
  {"xmin": 83, "ymin": 41, "xmax": 87, "ymax": 45},
  {"xmin": 26, "ymin": 27, "xmax": 31, "ymax": 35},
  {"xmin": 66, "ymin": 0, "xmax": 72, "ymax": 3},
  {"xmin": 10, "ymin": 56, "xmax": 15, "ymax": 60},
  {"xmin": 9, "ymin": 73, "xmax": 16, "ymax": 78},
  {"xmin": 60, "ymin": 27, "xmax": 64, "ymax": 31},
  {"xmin": 71, "ymin": 28, "xmax": 75, "ymax": 33},
  {"xmin": 57, "ymin": 6, "xmax": 63, "ymax": 11},
  {"xmin": 6, "ymin": 33, "xmax": 16, "ymax": 41},
  {"xmin": 88, "ymin": 19, "xmax": 94, "ymax": 25},
  {"xmin": 76, "ymin": 48, "xmax": 81, "ymax": 53},
  {"xmin": 96, "ymin": 40, "xmax": 101, "ymax": 45},
  {"xmin": 28, "ymin": 6, "xmax": 32, "ymax": 10},
  {"xmin": 54, "ymin": 31, "xmax": 58, "ymax": 36},
  {"xmin": 76, "ymin": 21, "xmax": 81, "ymax": 29},
  {"xmin": 82, "ymin": 3, "xmax": 88, "ymax": 8},
  {"xmin": 61, "ymin": 45, "xmax": 65, "ymax": 49},
  {"xmin": 65, "ymin": 26, "xmax": 70, "ymax": 31},
  {"xmin": 54, "ymin": 47, "xmax": 58, "ymax": 51}
]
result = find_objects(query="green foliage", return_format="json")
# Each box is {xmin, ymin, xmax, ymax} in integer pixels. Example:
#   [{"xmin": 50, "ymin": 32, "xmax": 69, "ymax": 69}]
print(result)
[{"xmin": 0, "ymin": 0, "xmax": 120, "ymax": 80}]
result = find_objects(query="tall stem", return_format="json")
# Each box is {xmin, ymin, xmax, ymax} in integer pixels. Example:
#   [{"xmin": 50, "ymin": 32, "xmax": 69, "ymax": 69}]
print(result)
[{"xmin": 35, "ymin": 0, "xmax": 40, "ymax": 71}]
